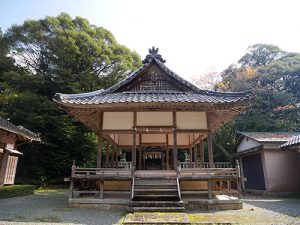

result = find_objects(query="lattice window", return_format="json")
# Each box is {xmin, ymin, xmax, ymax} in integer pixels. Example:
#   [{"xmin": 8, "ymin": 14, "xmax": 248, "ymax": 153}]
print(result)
[
  {"xmin": 130, "ymin": 70, "xmax": 179, "ymax": 91},
  {"xmin": 4, "ymin": 156, "xmax": 18, "ymax": 185}
]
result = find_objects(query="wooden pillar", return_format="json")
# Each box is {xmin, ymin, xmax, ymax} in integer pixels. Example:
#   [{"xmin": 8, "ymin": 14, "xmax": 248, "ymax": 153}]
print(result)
[
  {"xmin": 166, "ymin": 148, "xmax": 169, "ymax": 170},
  {"xmin": 173, "ymin": 112, "xmax": 178, "ymax": 169},
  {"xmin": 200, "ymin": 141, "xmax": 204, "ymax": 168},
  {"xmin": 132, "ymin": 112, "xmax": 137, "ymax": 169},
  {"xmin": 143, "ymin": 153, "xmax": 146, "ymax": 170},
  {"xmin": 207, "ymin": 169, "xmax": 212, "ymax": 199},
  {"xmin": 111, "ymin": 144, "xmax": 115, "ymax": 164},
  {"xmin": 0, "ymin": 149, "xmax": 9, "ymax": 186},
  {"xmin": 70, "ymin": 160, "xmax": 76, "ymax": 198},
  {"xmin": 189, "ymin": 146, "xmax": 193, "ymax": 168},
  {"xmin": 97, "ymin": 135, "xmax": 102, "ymax": 168},
  {"xmin": 139, "ymin": 147, "xmax": 142, "ymax": 170},
  {"xmin": 116, "ymin": 148, "xmax": 119, "ymax": 163},
  {"xmin": 100, "ymin": 179, "xmax": 104, "ymax": 199},
  {"xmin": 236, "ymin": 159, "xmax": 242, "ymax": 199},
  {"xmin": 105, "ymin": 141, "xmax": 110, "ymax": 165},
  {"xmin": 207, "ymin": 132, "xmax": 214, "ymax": 168},
  {"xmin": 239, "ymin": 156, "xmax": 245, "ymax": 189},
  {"xmin": 193, "ymin": 144, "xmax": 197, "ymax": 168},
  {"xmin": 97, "ymin": 111, "xmax": 103, "ymax": 168}
]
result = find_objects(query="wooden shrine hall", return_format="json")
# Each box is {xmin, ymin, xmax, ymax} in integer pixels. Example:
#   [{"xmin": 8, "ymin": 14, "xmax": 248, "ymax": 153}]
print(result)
[{"xmin": 55, "ymin": 47, "xmax": 251, "ymax": 211}]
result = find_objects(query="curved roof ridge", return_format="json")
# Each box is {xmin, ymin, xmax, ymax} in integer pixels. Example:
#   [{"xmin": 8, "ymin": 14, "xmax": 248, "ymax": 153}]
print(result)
[{"xmin": 55, "ymin": 89, "xmax": 105, "ymax": 101}]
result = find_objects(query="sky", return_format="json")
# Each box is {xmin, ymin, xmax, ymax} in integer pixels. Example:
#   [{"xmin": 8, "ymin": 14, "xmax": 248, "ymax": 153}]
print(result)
[{"xmin": 1, "ymin": 0, "xmax": 300, "ymax": 80}]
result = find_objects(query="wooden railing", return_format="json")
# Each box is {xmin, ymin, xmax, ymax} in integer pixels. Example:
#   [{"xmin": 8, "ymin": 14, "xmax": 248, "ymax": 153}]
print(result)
[
  {"xmin": 72, "ymin": 167, "xmax": 132, "ymax": 179},
  {"xmin": 179, "ymin": 168, "xmax": 237, "ymax": 178},
  {"xmin": 102, "ymin": 162, "xmax": 132, "ymax": 169},
  {"xmin": 180, "ymin": 161, "xmax": 232, "ymax": 169},
  {"xmin": 69, "ymin": 160, "xmax": 242, "ymax": 199}
]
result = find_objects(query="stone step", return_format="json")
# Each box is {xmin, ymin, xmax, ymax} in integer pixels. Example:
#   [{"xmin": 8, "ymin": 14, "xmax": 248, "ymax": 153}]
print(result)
[
  {"xmin": 127, "ymin": 206, "xmax": 185, "ymax": 212},
  {"xmin": 133, "ymin": 195, "xmax": 180, "ymax": 201},
  {"xmin": 134, "ymin": 188, "xmax": 177, "ymax": 192},
  {"xmin": 134, "ymin": 180, "xmax": 177, "ymax": 186},
  {"xmin": 129, "ymin": 200, "xmax": 184, "ymax": 207}
]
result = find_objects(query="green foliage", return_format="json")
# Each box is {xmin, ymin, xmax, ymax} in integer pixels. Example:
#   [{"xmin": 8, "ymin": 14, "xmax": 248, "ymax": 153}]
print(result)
[
  {"xmin": 4, "ymin": 12, "xmax": 141, "ymax": 95},
  {"xmin": 0, "ymin": 13, "xmax": 141, "ymax": 184},
  {"xmin": 214, "ymin": 44, "xmax": 300, "ymax": 161},
  {"xmin": 0, "ymin": 185, "xmax": 35, "ymax": 199}
]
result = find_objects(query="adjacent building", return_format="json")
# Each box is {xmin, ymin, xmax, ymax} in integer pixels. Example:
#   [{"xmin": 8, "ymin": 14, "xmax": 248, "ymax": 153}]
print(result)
[
  {"xmin": 0, "ymin": 116, "xmax": 40, "ymax": 186},
  {"xmin": 236, "ymin": 132, "xmax": 300, "ymax": 193}
]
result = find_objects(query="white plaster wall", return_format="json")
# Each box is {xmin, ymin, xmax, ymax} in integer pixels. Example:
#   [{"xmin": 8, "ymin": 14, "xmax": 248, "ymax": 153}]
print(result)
[
  {"xmin": 117, "ymin": 134, "xmax": 139, "ymax": 146},
  {"xmin": 263, "ymin": 149, "xmax": 300, "ymax": 192},
  {"xmin": 176, "ymin": 112, "xmax": 207, "ymax": 129},
  {"xmin": 237, "ymin": 137, "xmax": 261, "ymax": 152},
  {"xmin": 168, "ymin": 133, "xmax": 191, "ymax": 146},
  {"xmin": 103, "ymin": 112, "xmax": 133, "ymax": 130},
  {"xmin": 141, "ymin": 134, "xmax": 167, "ymax": 143},
  {"xmin": 137, "ymin": 112, "xmax": 172, "ymax": 126}
]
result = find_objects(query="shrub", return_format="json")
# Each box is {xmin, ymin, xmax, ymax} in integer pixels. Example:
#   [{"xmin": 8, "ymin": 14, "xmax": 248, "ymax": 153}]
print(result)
[{"xmin": 0, "ymin": 185, "xmax": 35, "ymax": 199}]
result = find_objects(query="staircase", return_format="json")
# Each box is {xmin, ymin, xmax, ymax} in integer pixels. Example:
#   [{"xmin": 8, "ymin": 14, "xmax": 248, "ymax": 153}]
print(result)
[{"xmin": 128, "ymin": 176, "xmax": 184, "ymax": 212}]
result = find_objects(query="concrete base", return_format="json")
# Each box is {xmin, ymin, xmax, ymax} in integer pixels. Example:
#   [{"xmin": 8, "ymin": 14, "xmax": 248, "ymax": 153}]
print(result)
[{"xmin": 69, "ymin": 195, "xmax": 243, "ymax": 211}]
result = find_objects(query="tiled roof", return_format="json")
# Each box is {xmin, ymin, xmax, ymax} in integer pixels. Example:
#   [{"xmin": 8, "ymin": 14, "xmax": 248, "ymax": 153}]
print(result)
[
  {"xmin": 55, "ymin": 58, "xmax": 251, "ymax": 106},
  {"xmin": 0, "ymin": 116, "xmax": 41, "ymax": 141},
  {"xmin": 57, "ymin": 90, "xmax": 251, "ymax": 105},
  {"xmin": 280, "ymin": 135, "xmax": 300, "ymax": 148},
  {"xmin": 238, "ymin": 132, "xmax": 300, "ymax": 143}
]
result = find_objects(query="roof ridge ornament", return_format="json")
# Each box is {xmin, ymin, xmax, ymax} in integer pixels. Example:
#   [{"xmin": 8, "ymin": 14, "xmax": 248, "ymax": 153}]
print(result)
[{"xmin": 142, "ymin": 46, "xmax": 166, "ymax": 64}]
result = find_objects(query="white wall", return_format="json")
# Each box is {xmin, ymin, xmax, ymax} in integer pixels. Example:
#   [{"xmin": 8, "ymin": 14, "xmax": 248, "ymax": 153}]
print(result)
[
  {"xmin": 263, "ymin": 149, "xmax": 300, "ymax": 192},
  {"xmin": 237, "ymin": 137, "xmax": 261, "ymax": 152}
]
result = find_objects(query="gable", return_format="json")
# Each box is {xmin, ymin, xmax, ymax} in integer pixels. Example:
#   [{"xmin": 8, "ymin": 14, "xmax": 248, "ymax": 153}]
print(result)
[
  {"xmin": 237, "ymin": 136, "xmax": 261, "ymax": 152},
  {"xmin": 116, "ymin": 63, "xmax": 191, "ymax": 92}
]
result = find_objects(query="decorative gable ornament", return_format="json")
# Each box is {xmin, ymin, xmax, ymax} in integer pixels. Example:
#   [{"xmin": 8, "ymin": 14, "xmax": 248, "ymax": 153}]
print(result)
[{"xmin": 142, "ymin": 47, "xmax": 166, "ymax": 64}]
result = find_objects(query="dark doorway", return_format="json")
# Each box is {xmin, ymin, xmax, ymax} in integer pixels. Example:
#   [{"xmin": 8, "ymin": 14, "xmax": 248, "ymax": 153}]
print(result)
[
  {"xmin": 143, "ymin": 147, "xmax": 163, "ymax": 170},
  {"xmin": 242, "ymin": 153, "xmax": 266, "ymax": 190}
]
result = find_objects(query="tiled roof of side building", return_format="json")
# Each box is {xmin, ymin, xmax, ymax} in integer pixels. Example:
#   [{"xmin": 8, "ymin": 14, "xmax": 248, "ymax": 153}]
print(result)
[
  {"xmin": 0, "ymin": 116, "xmax": 41, "ymax": 142},
  {"xmin": 280, "ymin": 135, "xmax": 300, "ymax": 148},
  {"xmin": 238, "ymin": 132, "xmax": 300, "ymax": 143}
]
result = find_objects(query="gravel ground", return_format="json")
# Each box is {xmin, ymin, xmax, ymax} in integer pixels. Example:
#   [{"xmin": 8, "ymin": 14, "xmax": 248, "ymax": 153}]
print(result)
[
  {"xmin": 188, "ymin": 194, "xmax": 300, "ymax": 224},
  {"xmin": 0, "ymin": 191, "xmax": 126, "ymax": 225},
  {"xmin": 0, "ymin": 191, "xmax": 299, "ymax": 224}
]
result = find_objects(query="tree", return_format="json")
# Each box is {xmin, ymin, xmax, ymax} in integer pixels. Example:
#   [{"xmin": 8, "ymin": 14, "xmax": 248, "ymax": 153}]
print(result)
[
  {"xmin": 4, "ymin": 12, "xmax": 141, "ymax": 96},
  {"xmin": 191, "ymin": 71, "xmax": 222, "ymax": 90},
  {"xmin": 0, "ymin": 13, "xmax": 141, "ymax": 185},
  {"xmin": 210, "ymin": 44, "xmax": 300, "ymax": 162},
  {"xmin": 238, "ymin": 43, "xmax": 285, "ymax": 67}
]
